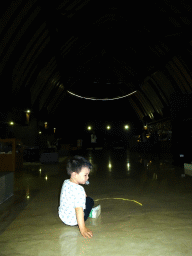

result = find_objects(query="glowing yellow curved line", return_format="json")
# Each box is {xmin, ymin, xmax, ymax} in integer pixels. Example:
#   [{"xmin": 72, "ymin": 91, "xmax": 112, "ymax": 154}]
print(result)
[
  {"xmin": 94, "ymin": 198, "xmax": 142, "ymax": 206},
  {"xmin": 67, "ymin": 90, "xmax": 137, "ymax": 100}
]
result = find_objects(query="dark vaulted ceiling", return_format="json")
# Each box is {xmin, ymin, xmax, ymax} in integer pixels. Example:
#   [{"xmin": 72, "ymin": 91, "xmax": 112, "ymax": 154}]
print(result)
[{"xmin": 1, "ymin": 0, "xmax": 192, "ymax": 129}]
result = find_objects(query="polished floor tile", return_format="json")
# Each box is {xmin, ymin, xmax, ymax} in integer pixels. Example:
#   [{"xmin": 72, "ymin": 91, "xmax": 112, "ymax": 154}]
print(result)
[{"xmin": 0, "ymin": 149, "xmax": 192, "ymax": 255}]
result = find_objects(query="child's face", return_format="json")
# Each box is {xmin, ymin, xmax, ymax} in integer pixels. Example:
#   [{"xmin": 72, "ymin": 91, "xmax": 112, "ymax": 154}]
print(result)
[{"xmin": 74, "ymin": 167, "xmax": 90, "ymax": 185}]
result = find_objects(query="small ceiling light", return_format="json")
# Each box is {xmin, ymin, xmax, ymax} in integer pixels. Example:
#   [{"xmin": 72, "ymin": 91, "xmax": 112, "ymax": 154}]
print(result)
[
  {"xmin": 10, "ymin": 122, "xmax": 14, "ymax": 125},
  {"xmin": 124, "ymin": 125, "xmax": 129, "ymax": 130},
  {"xmin": 107, "ymin": 126, "xmax": 111, "ymax": 130},
  {"xmin": 87, "ymin": 126, "xmax": 92, "ymax": 130}
]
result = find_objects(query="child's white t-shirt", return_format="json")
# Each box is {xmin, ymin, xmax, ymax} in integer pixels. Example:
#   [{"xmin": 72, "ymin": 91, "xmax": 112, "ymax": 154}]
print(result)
[{"xmin": 58, "ymin": 179, "xmax": 86, "ymax": 226}]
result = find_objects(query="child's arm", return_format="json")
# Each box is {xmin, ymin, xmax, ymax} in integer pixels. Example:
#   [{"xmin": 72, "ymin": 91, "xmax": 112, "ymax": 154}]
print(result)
[{"xmin": 75, "ymin": 207, "xmax": 93, "ymax": 238}]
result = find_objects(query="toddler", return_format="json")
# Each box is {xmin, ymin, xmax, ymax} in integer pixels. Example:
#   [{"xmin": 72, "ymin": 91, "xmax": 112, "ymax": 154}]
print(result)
[{"xmin": 58, "ymin": 155, "xmax": 99, "ymax": 238}]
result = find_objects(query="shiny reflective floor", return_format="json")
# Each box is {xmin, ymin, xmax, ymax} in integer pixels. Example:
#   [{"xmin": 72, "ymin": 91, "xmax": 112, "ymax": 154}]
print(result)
[{"xmin": 1, "ymin": 149, "xmax": 192, "ymax": 255}]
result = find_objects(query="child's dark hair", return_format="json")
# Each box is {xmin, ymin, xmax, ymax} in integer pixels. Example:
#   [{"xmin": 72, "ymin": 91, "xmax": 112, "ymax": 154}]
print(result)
[{"xmin": 66, "ymin": 155, "xmax": 92, "ymax": 175}]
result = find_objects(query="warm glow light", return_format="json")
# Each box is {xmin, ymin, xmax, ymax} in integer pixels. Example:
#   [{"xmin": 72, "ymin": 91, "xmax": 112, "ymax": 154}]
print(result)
[
  {"xmin": 26, "ymin": 110, "xmax": 31, "ymax": 113},
  {"xmin": 87, "ymin": 126, "xmax": 92, "ymax": 130},
  {"xmin": 39, "ymin": 131, "xmax": 42, "ymax": 134},
  {"xmin": 10, "ymin": 122, "xmax": 14, "ymax": 125},
  {"xmin": 124, "ymin": 125, "xmax": 129, "ymax": 130},
  {"xmin": 107, "ymin": 126, "xmax": 111, "ymax": 130},
  {"xmin": 45, "ymin": 175, "xmax": 48, "ymax": 180}
]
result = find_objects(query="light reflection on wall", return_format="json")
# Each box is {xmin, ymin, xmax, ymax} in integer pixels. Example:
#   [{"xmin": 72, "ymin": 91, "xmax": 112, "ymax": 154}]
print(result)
[
  {"xmin": 26, "ymin": 186, "xmax": 30, "ymax": 199},
  {"xmin": 88, "ymin": 155, "xmax": 93, "ymax": 165},
  {"xmin": 88, "ymin": 154, "xmax": 95, "ymax": 175},
  {"xmin": 127, "ymin": 161, "xmax": 130, "ymax": 175},
  {"xmin": 126, "ymin": 153, "xmax": 131, "ymax": 175}
]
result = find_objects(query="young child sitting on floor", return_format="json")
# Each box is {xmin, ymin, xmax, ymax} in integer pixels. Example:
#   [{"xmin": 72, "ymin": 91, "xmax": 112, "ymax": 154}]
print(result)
[{"xmin": 58, "ymin": 155, "xmax": 100, "ymax": 238}]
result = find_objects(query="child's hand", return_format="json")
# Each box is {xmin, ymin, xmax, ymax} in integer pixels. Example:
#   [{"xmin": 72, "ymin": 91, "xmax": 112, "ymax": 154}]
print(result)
[
  {"xmin": 80, "ymin": 226, "xmax": 93, "ymax": 238},
  {"xmin": 75, "ymin": 207, "xmax": 92, "ymax": 238}
]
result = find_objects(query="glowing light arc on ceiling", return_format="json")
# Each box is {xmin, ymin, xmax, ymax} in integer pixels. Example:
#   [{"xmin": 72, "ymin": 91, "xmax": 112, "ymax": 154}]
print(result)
[{"xmin": 67, "ymin": 90, "xmax": 137, "ymax": 100}]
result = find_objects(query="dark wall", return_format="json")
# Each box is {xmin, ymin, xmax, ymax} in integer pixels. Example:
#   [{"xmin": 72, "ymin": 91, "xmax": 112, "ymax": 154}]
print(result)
[
  {"xmin": 170, "ymin": 92, "xmax": 192, "ymax": 163},
  {"xmin": 7, "ymin": 115, "xmax": 39, "ymax": 147}
]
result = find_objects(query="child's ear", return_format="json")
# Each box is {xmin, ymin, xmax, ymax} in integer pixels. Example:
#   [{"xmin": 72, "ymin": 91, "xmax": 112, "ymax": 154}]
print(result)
[{"xmin": 71, "ymin": 172, "xmax": 77, "ymax": 178}]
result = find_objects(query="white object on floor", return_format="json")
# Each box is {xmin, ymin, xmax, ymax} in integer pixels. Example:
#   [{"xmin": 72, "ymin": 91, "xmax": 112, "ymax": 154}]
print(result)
[{"xmin": 89, "ymin": 205, "xmax": 101, "ymax": 218}]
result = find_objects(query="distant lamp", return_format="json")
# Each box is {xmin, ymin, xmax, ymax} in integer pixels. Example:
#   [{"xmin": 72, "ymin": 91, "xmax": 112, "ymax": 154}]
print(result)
[
  {"xmin": 39, "ymin": 131, "xmax": 42, "ymax": 134},
  {"xmin": 124, "ymin": 125, "xmax": 129, "ymax": 130},
  {"xmin": 54, "ymin": 128, "xmax": 56, "ymax": 133},
  {"xmin": 44, "ymin": 122, "xmax": 48, "ymax": 129},
  {"xmin": 87, "ymin": 126, "xmax": 92, "ymax": 130},
  {"xmin": 26, "ymin": 110, "xmax": 31, "ymax": 124},
  {"xmin": 10, "ymin": 121, "xmax": 14, "ymax": 126},
  {"xmin": 107, "ymin": 126, "xmax": 111, "ymax": 130}
]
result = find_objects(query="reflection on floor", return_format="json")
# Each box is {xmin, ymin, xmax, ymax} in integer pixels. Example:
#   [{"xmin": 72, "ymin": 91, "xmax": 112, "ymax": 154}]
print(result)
[{"xmin": 1, "ymin": 149, "xmax": 192, "ymax": 256}]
